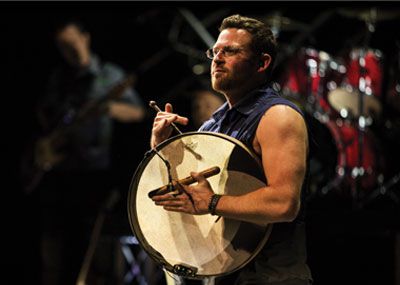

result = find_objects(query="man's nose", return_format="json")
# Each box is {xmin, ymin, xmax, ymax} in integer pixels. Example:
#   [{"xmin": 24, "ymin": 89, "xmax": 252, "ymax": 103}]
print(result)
[
  {"xmin": 213, "ymin": 52, "xmax": 225, "ymax": 64},
  {"xmin": 213, "ymin": 49, "xmax": 225, "ymax": 61}
]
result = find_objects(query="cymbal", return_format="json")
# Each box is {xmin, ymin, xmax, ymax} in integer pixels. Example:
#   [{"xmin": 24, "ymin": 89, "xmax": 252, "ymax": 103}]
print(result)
[
  {"xmin": 338, "ymin": 8, "xmax": 400, "ymax": 22},
  {"xmin": 257, "ymin": 13, "xmax": 310, "ymax": 31},
  {"xmin": 328, "ymin": 88, "xmax": 382, "ymax": 118}
]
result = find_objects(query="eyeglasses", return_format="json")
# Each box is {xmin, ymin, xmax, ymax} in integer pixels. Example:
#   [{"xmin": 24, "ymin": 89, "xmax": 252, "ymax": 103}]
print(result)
[{"xmin": 205, "ymin": 46, "xmax": 245, "ymax": 59}]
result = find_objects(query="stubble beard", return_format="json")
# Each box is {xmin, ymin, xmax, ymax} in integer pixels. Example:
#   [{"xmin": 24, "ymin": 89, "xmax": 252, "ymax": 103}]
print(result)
[{"xmin": 211, "ymin": 74, "xmax": 234, "ymax": 94}]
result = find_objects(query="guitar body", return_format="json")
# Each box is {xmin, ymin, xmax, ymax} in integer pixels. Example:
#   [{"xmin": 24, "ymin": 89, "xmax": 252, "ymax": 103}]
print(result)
[
  {"xmin": 128, "ymin": 132, "xmax": 272, "ymax": 279},
  {"xmin": 35, "ymin": 133, "xmax": 66, "ymax": 171},
  {"xmin": 19, "ymin": 125, "xmax": 74, "ymax": 194}
]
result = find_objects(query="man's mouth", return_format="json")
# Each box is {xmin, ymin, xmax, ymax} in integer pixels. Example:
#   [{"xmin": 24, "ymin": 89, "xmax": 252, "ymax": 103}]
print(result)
[{"xmin": 212, "ymin": 68, "xmax": 226, "ymax": 76}]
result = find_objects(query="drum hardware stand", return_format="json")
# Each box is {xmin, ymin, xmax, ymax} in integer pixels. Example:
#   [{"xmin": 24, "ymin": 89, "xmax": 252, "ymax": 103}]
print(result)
[
  {"xmin": 353, "ymin": 12, "xmax": 376, "ymax": 207},
  {"xmin": 167, "ymin": 8, "xmax": 217, "ymax": 64},
  {"xmin": 312, "ymin": 54, "xmax": 331, "ymax": 123},
  {"xmin": 124, "ymin": 9, "xmax": 222, "ymax": 94},
  {"xmin": 360, "ymin": 171, "xmax": 400, "ymax": 208},
  {"xmin": 304, "ymin": 54, "xmax": 348, "ymax": 198},
  {"xmin": 306, "ymin": 52, "xmax": 331, "ymax": 142},
  {"xmin": 306, "ymin": 56, "xmax": 319, "ymax": 115},
  {"xmin": 353, "ymin": 50, "xmax": 367, "ymax": 206},
  {"xmin": 320, "ymin": 169, "xmax": 346, "ymax": 196}
]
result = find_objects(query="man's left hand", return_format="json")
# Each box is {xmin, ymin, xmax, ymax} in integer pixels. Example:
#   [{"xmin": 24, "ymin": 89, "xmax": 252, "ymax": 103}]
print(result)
[{"xmin": 151, "ymin": 171, "xmax": 214, "ymax": 215}]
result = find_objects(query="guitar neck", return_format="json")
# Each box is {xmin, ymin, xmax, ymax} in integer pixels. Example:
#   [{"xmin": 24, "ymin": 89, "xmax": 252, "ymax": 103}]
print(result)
[
  {"xmin": 42, "ymin": 74, "xmax": 136, "ymax": 151},
  {"xmin": 54, "ymin": 75, "xmax": 135, "ymax": 135}
]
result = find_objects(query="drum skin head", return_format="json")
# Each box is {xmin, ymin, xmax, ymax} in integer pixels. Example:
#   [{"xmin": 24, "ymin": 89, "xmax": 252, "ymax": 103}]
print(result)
[{"xmin": 128, "ymin": 132, "xmax": 272, "ymax": 278}]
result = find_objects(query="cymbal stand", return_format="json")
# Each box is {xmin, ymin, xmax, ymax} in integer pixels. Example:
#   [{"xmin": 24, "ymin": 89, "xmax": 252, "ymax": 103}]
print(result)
[
  {"xmin": 353, "ymin": 13, "xmax": 375, "ymax": 206},
  {"xmin": 317, "ymin": 54, "xmax": 332, "ymax": 122},
  {"xmin": 353, "ymin": 50, "xmax": 366, "ymax": 205},
  {"xmin": 305, "ymin": 55, "xmax": 319, "ymax": 115},
  {"xmin": 306, "ymin": 53, "xmax": 329, "ymax": 122}
]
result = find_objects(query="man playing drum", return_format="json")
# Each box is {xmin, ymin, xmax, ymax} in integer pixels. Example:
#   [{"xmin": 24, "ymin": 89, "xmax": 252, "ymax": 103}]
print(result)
[{"xmin": 150, "ymin": 15, "xmax": 312, "ymax": 285}]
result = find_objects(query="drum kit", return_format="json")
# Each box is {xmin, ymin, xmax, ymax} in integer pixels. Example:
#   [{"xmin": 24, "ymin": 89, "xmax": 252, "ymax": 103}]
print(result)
[{"xmin": 271, "ymin": 8, "xmax": 400, "ymax": 203}]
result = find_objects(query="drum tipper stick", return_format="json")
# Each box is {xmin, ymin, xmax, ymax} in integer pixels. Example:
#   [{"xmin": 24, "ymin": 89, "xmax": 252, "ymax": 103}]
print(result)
[
  {"xmin": 148, "ymin": 100, "xmax": 190, "ymax": 194},
  {"xmin": 149, "ymin": 100, "xmax": 203, "ymax": 160},
  {"xmin": 149, "ymin": 101, "xmax": 183, "ymax": 135},
  {"xmin": 148, "ymin": 166, "xmax": 221, "ymax": 198}
]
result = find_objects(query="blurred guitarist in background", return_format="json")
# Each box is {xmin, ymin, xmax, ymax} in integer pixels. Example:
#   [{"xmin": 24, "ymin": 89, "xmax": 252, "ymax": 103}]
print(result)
[{"xmin": 33, "ymin": 19, "xmax": 145, "ymax": 285}]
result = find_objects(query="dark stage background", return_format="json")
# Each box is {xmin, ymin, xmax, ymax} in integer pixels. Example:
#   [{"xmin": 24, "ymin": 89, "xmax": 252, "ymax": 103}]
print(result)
[{"xmin": 2, "ymin": 2, "xmax": 400, "ymax": 285}]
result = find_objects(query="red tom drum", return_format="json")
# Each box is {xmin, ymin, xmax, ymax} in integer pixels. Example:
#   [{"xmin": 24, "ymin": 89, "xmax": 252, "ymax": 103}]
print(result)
[
  {"xmin": 307, "ymin": 115, "xmax": 384, "ymax": 195},
  {"xmin": 279, "ymin": 47, "xmax": 346, "ymax": 115},
  {"xmin": 328, "ymin": 48, "xmax": 383, "ymax": 119}
]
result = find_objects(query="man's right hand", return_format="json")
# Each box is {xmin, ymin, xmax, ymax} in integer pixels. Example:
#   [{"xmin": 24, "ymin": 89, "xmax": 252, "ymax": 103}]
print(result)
[{"xmin": 150, "ymin": 103, "xmax": 188, "ymax": 148}]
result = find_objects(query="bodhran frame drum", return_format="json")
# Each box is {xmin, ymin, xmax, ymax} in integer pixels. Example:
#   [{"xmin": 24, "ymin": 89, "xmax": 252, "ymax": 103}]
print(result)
[{"xmin": 127, "ymin": 132, "xmax": 272, "ymax": 279}]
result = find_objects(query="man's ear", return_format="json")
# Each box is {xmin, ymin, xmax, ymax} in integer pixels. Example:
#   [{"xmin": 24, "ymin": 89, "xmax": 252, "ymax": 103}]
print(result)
[{"xmin": 257, "ymin": 53, "xmax": 272, "ymax": 73}]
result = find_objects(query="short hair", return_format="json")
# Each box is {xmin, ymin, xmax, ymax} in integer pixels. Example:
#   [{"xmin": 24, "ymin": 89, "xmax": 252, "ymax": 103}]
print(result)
[{"xmin": 219, "ymin": 14, "xmax": 277, "ymax": 78}]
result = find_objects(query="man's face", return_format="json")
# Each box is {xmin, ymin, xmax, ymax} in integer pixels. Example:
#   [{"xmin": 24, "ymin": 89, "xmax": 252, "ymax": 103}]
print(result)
[
  {"xmin": 56, "ymin": 25, "xmax": 91, "ymax": 68},
  {"xmin": 210, "ymin": 28, "xmax": 258, "ymax": 93}
]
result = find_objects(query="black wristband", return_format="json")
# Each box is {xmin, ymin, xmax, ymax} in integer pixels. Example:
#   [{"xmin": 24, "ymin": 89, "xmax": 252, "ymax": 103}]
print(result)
[{"xmin": 208, "ymin": 194, "xmax": 222, "ymax": 215}]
